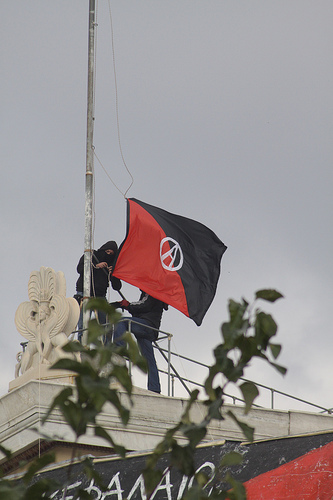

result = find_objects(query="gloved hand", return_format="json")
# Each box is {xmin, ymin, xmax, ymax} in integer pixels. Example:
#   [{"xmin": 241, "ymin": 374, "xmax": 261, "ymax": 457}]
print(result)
[
  {"xmin": 73, "ymin": 294, "xmax": 83, "ymax": 305},
  {"xmin": 110, "ymin": 299, "xmax": 130, "ymax": 311},
  {"xmin": 110, "ymin": 301, "xmax": 121, "ymax": 309},
  {"xmin": 119, "ymin": 299, "xmax": 130, "ymax": 310}
]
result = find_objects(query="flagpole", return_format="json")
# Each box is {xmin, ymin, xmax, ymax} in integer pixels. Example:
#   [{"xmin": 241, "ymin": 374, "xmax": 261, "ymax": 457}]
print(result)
[{"xmin": 82, "ymin": 0, "xmax": 96, "ymax": 346}]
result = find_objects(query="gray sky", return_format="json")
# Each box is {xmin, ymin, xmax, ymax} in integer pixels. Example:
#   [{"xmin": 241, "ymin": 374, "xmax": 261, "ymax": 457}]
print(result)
[{"xmin": 1, "ymin": 1, "xmax": 333, "ymax": 410}]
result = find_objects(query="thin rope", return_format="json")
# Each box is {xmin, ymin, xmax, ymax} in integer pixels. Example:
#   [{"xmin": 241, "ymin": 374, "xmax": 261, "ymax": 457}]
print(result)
[
  {"xmin": 108, "ymin": 0, "xmax": 134, "ymax": 198},
  {"xmin": 37, "ymin": 308, "xmax": 41, "ymax": 458},
  {"xmin": 94, "ymin": 148, "xmax": 125, "ymax": 197},
  {"xmin": 93, "ymin": 0, "xmax": 98, "ymax": 115}
]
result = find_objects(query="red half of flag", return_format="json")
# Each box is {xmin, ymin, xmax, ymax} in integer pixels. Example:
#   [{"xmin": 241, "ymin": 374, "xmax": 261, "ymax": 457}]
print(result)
[{"xmin": 112, "ymin": 198, "xmax": 227, "ymax": 326}]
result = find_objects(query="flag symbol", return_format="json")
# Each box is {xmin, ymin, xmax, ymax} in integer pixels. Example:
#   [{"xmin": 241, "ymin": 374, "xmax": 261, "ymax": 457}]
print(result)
[
  {"xmin": 112, "ymin": 198, "xmax": 227, "ymax": 326},
  {"xmin": 160, "ymin": 237, "xmax": 183, "ymax": 271}
]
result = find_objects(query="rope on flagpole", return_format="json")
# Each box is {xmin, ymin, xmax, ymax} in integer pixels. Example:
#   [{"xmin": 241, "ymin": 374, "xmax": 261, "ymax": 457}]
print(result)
[
  {"xmin": 93, "ymin": 148, "xmax": 126, "ymax": 197},
  {"xmin": 107, "ymin": 0, "xmax": 134, "ymax": 197},
  {"xmin": 89, "ymin": 0, "xmax": 134, "ymax": 199}
]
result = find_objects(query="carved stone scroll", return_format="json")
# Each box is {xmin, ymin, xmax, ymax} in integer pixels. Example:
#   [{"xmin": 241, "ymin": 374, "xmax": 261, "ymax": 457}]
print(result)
[{"xmin": 14, "ymin": 267, "xmax": 80, "ymax": 377}]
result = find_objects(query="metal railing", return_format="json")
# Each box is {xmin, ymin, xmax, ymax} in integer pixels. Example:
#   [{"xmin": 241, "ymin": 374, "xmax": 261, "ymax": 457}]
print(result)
[
  {"xmin": 22, "ymin": 319, "xmax": 332, "ymax": 415},
  {"xmin": 153, "ymin": 341, "xmax": 333, "ymax": 413},
  {"xmin": 105, "ymin": 319, "xmax": 333, "ymax": 414}
]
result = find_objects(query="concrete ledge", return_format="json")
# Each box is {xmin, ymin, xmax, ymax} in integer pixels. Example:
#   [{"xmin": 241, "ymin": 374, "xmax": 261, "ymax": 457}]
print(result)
[
  {"xmin": 8, "ymin": 367, "xmax": 76, "ymax": 391},
  {"xmin": 1, "ymin": 380, "xmax": 333, "ymax": 461}
]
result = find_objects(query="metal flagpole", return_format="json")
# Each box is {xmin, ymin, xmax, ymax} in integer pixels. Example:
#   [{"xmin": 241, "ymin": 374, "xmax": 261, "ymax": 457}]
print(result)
[{"xmin": 82, "ymin": 0, "xmax": 96, "ymax": 346}]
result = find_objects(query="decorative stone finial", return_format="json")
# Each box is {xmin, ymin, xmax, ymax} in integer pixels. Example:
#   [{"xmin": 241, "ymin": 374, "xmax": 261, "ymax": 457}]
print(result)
[{"xmin": 14, "ymin": 267, "xmax": 80, "ymax": 379}]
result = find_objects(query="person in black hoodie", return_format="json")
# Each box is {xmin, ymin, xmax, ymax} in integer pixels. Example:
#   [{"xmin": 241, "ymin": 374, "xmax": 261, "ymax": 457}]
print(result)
[
  {"xmin": 74, "ymin": 241, "xmax": 122, "ymax": 341},
  {"xmin": 110, "ymin": 290, "xmax": 168, "ymax": 394}
]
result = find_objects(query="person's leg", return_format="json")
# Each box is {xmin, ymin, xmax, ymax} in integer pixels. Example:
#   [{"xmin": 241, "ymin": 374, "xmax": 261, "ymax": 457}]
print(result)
[
  {"xmin": 78, "ymin": 310, "xmax": 93, "ymax": 343},
  {"xmin": 131, "ymin": 320, "xmax": 161, "ymax": 393},
  {"xmin": 76, "ymin": 292, "xmax": 84, "ymax": 342},
  {"xmin": 136, "ymin": 337, "xmax": 161, "ymax": 393},
  {"xmin": 111, "ymin": 318, "xmax": 131, "ymax": 347},
  {"xmin": 97, "ymin": 310, "xmax": 107, "ymax": 327},
  {"xmin": 96, "ymin": 309, "xmax": 107, "ymax": 344}
]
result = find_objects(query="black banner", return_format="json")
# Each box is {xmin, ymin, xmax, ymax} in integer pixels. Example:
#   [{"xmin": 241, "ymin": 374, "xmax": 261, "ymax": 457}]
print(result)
[{"xmin": 32, "ymin": 432, "xmax": 333, "ymax": 499}]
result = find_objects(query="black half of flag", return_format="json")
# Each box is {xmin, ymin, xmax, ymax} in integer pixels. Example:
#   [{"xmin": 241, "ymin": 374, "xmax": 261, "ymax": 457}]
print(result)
[{"xmin": 113, "ymin": 198, "xmax": 227, "ymax": 326}]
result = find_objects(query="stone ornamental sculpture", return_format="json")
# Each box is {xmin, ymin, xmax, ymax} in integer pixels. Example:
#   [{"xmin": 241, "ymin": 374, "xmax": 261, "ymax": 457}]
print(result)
[{"xmin": 14, "ymin": 267, "xmax": 80, "ymax": 377}]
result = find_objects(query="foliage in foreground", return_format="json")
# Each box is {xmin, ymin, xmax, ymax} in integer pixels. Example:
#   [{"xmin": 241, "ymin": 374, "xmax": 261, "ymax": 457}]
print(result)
[{"xmin": 0, "ymin": 290, "xmax": 285, "ymax": 500}]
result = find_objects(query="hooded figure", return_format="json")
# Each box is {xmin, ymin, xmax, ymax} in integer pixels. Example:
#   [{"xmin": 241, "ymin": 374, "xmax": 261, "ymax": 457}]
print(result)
[
  {"xmin": 75, "ymin": 241, "xmax": 121, "ymax": 297},
  {"xmin": 75, "ymin": 241, "xmax": 122, "ymax": 339}
]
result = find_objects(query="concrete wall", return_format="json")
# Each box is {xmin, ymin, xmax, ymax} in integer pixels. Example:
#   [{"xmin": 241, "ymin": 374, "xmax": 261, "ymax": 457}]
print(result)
[{"xmin": 1, "ymin": 379, "xmax": 333, "ymax": 460}]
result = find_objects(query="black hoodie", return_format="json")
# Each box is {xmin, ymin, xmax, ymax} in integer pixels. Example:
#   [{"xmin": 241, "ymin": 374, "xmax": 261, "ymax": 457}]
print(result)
[{"xmin": 75, "ymin": 241, "xmax": 121, "ymax": 297}]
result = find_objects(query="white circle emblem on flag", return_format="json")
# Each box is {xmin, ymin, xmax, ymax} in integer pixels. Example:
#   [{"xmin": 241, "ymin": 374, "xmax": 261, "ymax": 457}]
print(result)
[{"xmin": 160, "ymin": 237, "xmax": 184, "ymax": 271}]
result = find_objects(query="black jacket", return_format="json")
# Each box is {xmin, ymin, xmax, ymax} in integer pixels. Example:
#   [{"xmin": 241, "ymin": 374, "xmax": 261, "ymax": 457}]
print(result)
[
  {"xmin": 128, "ymin": 292, "xmax": 167, "ymax": 332},
  {"xmin": 76, "ymin": 249, "xmax": 121, "ymax": 297}
]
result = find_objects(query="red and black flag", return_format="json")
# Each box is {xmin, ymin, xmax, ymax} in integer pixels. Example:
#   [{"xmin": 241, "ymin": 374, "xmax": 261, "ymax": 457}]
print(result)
[{"xmin": 112, "ymin": 198, "xmax": 227, "ymax": 326}]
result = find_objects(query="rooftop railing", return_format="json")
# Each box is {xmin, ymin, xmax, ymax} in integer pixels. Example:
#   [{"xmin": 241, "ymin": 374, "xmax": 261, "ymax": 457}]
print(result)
[
  {"xmin": 115, "ymin": 320, "xmax": 333, "ymax": 415},
  {"xmin": 20, "ymin": 319, "xmax": 332, "ymax": 415}
]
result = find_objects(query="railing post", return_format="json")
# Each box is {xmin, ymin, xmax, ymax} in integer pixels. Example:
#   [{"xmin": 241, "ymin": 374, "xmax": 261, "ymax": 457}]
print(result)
[
  {"xmin": 168, "ymin": 334, "xmax": 172, "ymax": 396},
  {"xmin": 128, "ymin": 320, "xmax": 132, "ymax": 378},
  {"xmin": 271, "ymin": 389, "xmax": 274, "ymax": 409}
]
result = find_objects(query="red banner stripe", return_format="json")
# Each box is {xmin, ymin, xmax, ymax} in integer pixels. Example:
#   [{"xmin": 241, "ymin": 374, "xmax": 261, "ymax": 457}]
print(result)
[
  {"xmin": 245, "ymin": 440, "xmax": 333, "ymax": 499},
  {"xmin": 113, "ymin": 200, "xmax": 189, "ymax": 317}
]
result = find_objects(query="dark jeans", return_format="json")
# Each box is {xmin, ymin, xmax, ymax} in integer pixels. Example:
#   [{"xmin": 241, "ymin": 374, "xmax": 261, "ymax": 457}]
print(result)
[{"xmin": 112, "ymin": 317, "xmax": 161, "ymax": 393}]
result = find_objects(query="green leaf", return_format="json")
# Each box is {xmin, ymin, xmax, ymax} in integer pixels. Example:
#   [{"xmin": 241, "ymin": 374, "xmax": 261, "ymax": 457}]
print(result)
[
  {"xmin": 206, "ymin": 394, "xmax": 224, "ymax": 421},
  {"xmin": 41, "ymin": 386, "xmax": 73, "ymax": 424},
  {"xmin": 112, "ymin": 364, "xmax": 133, "ymax": 395},
  {"xmin": 86, "ymin": 297, "xmax": 120, "ymax": 317},
  {"xmin": 269, "ymin": 343, "xmax": 282, "ymax": 359},
  {"xmin": 23, "ymin": 453, "xmax": 55, "ymax": 484},
  {"xmin": 204, "ymin": 364, "xmax": 220, "ymax": 399},
  {"xmin": 255, "ymin": 289, "xmax": 284, "ymax": 303},
  {"xmin": 222, "ymin": 300, "xmax": 250, "ymax": 348},
  {"xmin": 224, "ymin": 472, "xmax": 247, "ymax": 500},
  {"xmin": 121, "ymin": 332, "xmax": 148, "ymax": 372},
  {"xmin": 255, "ymin": 311, "xmax": 277, "ymax": 348},
  {"xmin": 94, "ymin": 427, "xmax": 126, "ymax": 458},
  {"xmin": 182, "ymin": 424, "xmax": 207, "ymax": 448},
  {"xmin": 239, "ymin": 381, "xmax": 259, "ymax": 414},
  {"xmin": 61, "ymin": 401, "xmax": 86, "ymax": 437},
  {"xmin": 106, "ymin": 390, "xmax": 130, "ymax": 426},
  {"xmin": 171, "ymin": 444, "xmax": 195, "ymax": 476},
  {"xmin": 50, "ymin": 358, "xmax": 94, "ymax": 376},
  {"xmin": 143, "ymin": 468, "xmax": 164, "ymax": 498},
  {"xmin": 227, "ymin": 410, "xmax": 254, "ymax": 442},
  {"xmin": 86, "ymin": 320, "xmax": 106, "ymax": 344},
  {"xmin": 220, "ymin": 451, "xmax": 243, "ymax": 467},
  {"xmin": 0, "ymin": 481, "xmax": 26, "ymax": 500},
  {"xmin": 228, "ymin": 299, "xmax": 248, "ymax": 326},
  {"xmin": 183, "ymin": 485, "xmax": 210, "ymax": 500},
  {"xmin": 222, "ymin": 321, "xmax": 249, "ymax": 349},
  {"xmin": 181, "ymin": 390, "xmax": 200, "ymax": 423},
  {"xmin": 61, "ymin": 341, "xmax": 88, "ymax": 354},
  {"xmin": 0, "ymin": 445, "xmax": 11, "ymax": 460},
  {"xmin": 195, "ymin": 471, "xmax": 210, "ymax": 488},
  {"xmin": 25, "ymin": 478, "xmax": 60, "ymax": 500},
  {"xmin": 269, "ymin": 361, "xmax": 287, "ymax": 376}
]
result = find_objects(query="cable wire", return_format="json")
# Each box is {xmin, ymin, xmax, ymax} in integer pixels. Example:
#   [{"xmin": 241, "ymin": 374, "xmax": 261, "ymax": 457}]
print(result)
[{"xmin": 107, "ymin": 0, "xmax": 134, "ymax": 198}]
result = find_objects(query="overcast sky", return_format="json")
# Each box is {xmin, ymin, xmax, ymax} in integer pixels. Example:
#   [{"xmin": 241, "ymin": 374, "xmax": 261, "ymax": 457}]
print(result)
[{"xmin": 1, "ymin": 1, "xmax": 333, "ymax": 411}]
